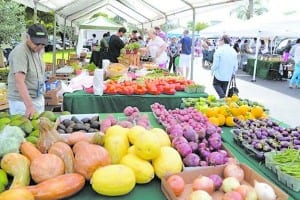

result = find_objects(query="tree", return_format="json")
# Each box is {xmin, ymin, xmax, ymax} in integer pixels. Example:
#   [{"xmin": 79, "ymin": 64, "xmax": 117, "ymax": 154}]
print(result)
[
  {"xmin": 187, "ymin": 21, "xmax": 209, "ymax": 33},
  {"xmin": 231, "ymin": 0, "xmax": 268, "ymax": 20},
  {"xmin": 0, "ymin": 0, "xmax": 25, "ymax": 45}
]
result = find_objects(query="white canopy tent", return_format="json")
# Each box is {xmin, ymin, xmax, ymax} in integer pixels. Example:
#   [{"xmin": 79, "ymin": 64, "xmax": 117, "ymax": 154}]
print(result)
[
  {"xmin": 76, "ymin": 16, "xmax": 121, "ymax": 55},
  {"xmin": 199, "ymin": 13, "xmax": 300, "ymax": 81},
  {"xmin": 13, "ymin": 0, "xmax": 243, "ymax": 79}
]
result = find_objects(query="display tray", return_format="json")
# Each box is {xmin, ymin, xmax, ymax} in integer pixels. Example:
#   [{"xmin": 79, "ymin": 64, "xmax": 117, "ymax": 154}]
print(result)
[
  {"xmin": 55, "ymin": 114, "xmax": 101, "ymax": 136},
  {"xmin": 161, "ymin": 163, "xmax": 288, "ymax": 200},
  {"xmin": 264, "ymin": 152, "xmax": 300, "ymax": 192}
]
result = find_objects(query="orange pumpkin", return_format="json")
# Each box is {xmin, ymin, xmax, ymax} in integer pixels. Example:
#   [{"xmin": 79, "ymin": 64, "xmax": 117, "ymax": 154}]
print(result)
[{"xmin": 73, "ymin": 141, "xmax": 111, "ymax": 180}]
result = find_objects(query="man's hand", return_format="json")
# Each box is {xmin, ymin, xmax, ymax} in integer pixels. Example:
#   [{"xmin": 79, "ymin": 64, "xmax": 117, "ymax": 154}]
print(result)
[{"xmin": 25, "ymin": 105, "xmax": 37, "ymax": 119}]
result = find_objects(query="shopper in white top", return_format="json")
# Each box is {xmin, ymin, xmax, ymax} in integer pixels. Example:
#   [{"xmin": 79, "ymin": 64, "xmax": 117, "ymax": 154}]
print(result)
[{"xmin": 211, "ymin": 35, "xmax": 238, "ymax": 98}]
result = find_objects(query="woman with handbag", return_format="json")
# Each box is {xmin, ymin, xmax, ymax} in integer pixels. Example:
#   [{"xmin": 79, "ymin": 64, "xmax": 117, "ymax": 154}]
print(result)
[{"xmin": 211, "ymin": 35, "xmax": 238, "ymax": 98}]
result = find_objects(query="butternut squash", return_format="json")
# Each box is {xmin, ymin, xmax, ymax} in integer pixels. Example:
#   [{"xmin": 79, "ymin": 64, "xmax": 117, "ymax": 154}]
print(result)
[
  {"xmin": 73, "ymin": 141, "xmax": 111, "ymax": 180},
  {"xmin": 26, "ymin": 173, "xmax": 85, "ymax": 200},
  {"xmin": 0, "ymin": 153, "xmax": 30, "ymax": 189},
  {"xmin": 0, "ymin": 188, "xmax": 34, "ymax": 200},
  {"xmin": 20, "ymin": 141, "xmax": 42, "ymax": 162},
  {"xmin": 30, "ymin": 154, "xmax": 65, "ymax": 183},
  {"xmin": 48, "ymin": 142, "xmax": 75, "ymax": 173}
]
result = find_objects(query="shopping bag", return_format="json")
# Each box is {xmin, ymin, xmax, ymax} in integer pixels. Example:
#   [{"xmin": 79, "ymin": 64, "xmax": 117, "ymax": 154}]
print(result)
[{"xmin": 226, "ymin": 75, "xmax": 239, "ymax": 97}]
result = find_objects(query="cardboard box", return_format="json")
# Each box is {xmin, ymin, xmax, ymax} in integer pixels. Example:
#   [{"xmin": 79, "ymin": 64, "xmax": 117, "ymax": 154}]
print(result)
[{"xmin": 161, "ymin": 164, "xmax": 288, "ymax": 200}]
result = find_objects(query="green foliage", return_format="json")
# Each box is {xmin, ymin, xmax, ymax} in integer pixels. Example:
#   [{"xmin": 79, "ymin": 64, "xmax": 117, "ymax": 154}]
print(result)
[
  {"xmin": 124, "ymin": 42, "xmax": 140, "ymax": 51},
  {"xmin": 84, "ymin": 63, "xmax": 97, "ymax": 71},
  {"xmin": 186, "ymin": 21, "xmax": 209, "ymax": 33},
  {"xmin": 0, "ymin": 0, "xmax": 25, "ymax": 45},
  {"xmin": 91, "ymin": 12, "xmax": 109, "ymax": 19},
  {"xmin": 230, "ymin": 0, "xmax": 268, "ymax": 20}
]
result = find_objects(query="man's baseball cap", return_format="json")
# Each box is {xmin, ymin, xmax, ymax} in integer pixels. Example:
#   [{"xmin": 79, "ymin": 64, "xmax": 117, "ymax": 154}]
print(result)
[{"xmin": 27, "ymin": 24, "xmax": 48, "ymax": 45}]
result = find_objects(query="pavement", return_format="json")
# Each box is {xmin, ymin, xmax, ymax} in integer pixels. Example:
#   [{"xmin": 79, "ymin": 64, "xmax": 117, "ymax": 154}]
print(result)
[{"xmin": 191, "ymin": 57, "xmax": 300, "ymax": 127}]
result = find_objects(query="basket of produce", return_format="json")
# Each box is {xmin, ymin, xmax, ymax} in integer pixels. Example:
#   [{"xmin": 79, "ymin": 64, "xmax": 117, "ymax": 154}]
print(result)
[
  {"xmin": 106, "ymin": 63, "xmax": 128, "ymax": 78},
  {"xmin": 266, "ymin": 149, "xmax": 300, "ymax": 192},
  {"xmin": 184, "ymin": 84, "xmax": 205, "ymax": 93}
]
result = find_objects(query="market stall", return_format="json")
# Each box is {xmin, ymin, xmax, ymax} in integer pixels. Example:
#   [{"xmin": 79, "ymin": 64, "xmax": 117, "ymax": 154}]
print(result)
[
  {"xmin": 60, "ymin": 113, "xmax": 297, "ymax": 200},
  {"xmin": 246, "ymin": 57, "xmax": 282, "ymax": 80},
  {"xmin": 63, "ymin": 90, "xmax": 207, "ymax": 114}
]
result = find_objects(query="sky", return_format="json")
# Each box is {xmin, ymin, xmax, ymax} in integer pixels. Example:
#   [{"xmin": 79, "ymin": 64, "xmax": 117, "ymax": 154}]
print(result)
[{"xmin": 177, "ymin": 0, "xmax": 299, "ymax": 25}]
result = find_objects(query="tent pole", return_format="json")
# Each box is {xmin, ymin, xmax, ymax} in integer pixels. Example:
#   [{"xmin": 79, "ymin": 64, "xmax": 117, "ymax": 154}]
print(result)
[
  {"xmin": 251, "ymin": 31, "xmax": 261, "ymax": 82},
  {"xmin": 190, "ymin": 7, "xmax": 196, "ymax": 80},
  {"xmin": 33, "ymin": 1, "xmax": 37, "ymax": 23},
  {"xmin": 52, "ymin": 14, "xmax": 57, "ymax": 76},
  {"xmin": 62, "ymin": 18, "xmax": 66, "ymax": 65}
]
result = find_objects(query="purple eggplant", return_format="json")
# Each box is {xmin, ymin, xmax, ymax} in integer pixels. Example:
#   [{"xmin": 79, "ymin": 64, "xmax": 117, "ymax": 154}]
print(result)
[
  {"xmin": 254, "ymin": 142, "xmax": 263, "ymax": 150},
  {"xmin": 262, "ymin": 144, "xmax": 272, "ymax": 152},
  {"xmin": 293, "ymin": 140, "xmax": 300, "ymax": 145},
  {"xmin": 279, "ymin": 141, "xmax": 291, "ymax": 148}
]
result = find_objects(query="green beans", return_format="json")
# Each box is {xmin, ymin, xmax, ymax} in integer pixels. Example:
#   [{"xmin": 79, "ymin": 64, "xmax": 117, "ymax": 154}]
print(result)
[{"xmin": 271, "ymin": 149, "xmax": 300, "ymax": 178}]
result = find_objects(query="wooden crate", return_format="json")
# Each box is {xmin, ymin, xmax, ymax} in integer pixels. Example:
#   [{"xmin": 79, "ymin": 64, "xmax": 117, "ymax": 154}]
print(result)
[
  {"xmin": 0, "ymin": 99, "xmax": 8, "ymax": 111},
  {"xmin": 124, "ymin": 53, "xmax": 140, "ymax": 66},
  {"xmin": 45, "ymin": 88, "xmax": 62, "ymax": 106},
  {"xmin": 45, "ymin": 62, "xmax": 53, "ymax": 72}
]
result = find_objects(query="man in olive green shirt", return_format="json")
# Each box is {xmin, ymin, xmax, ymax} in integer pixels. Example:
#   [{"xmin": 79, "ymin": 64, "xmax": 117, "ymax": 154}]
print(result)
[{"xmin": 8, "ymin": 24, "xmax": 48, "ymax": 119}]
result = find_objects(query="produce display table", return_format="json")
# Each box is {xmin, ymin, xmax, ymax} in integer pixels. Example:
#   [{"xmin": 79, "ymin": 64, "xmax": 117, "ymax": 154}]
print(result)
[
  {"xmin": 221, "ymin": 127, "xmax": 297, "ymax": 200},
  {"xmin": 63, "ymin": 112, "xmax": 296, "ymax": 200},
  {"xmin": 246, "ymin": 58, "xmax": 281, "ymax": 79},
  {"xmin": 63, "ymin": 90, "xmax": 208, "ymax": 114}
]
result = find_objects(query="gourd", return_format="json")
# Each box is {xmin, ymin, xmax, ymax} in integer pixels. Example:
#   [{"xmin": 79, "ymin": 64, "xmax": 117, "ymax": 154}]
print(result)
[
  {"xmin": 91, "ymin": 164, "xmax": 136, "ymax": 196},
  {"xmin": 73, "ymin": 141, "xmax": 111, "ymax": 180},
  {"xmin": 0, "ymin": 188, "xmax": 34, "ymax": 200},
  {"xmin": 0, "ymin": 153, "xmax": 30, "ymax": 189},
  {"xmin": 26, "ymin": 173, "xmax": 85, "ymax": 200},
  {"xmin": 20, "ymin": 141, "xmax": 42, "ymax": 162},
  {"xmin": 20, "ymin": 140, "xmax": 65, "ymax": 183},
  {"xmin": 48, "ymin": 141, "xmax": 75, "ymax": 173},
  {"xmin": 37, "ymin": 117, "xmax": 63, "ymax": 153},
  {"xmin": 30, "ymin": 154, "xmax": 65, "ymax": 183},
  {"xmin": 120, "ymin": 154, "xmax": 154, "ymax": 184},
  {"xmin": 152, "ymin": 146, "xmax": 183, "ymax": 179}
]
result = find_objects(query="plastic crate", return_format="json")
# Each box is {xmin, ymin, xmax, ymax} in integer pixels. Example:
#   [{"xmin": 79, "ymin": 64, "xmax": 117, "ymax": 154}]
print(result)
[
  {"xmin": 264, "ymin": 152, "xmax": 278, "ymax": 174},
  {"xmin": 277, "ymin": 168, "xmax": 300, "ymax": 192}
]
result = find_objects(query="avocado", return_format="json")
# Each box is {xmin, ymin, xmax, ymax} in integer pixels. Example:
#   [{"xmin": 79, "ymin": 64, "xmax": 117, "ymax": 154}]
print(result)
[
  {"xmin": 29, "ymin": 129, "xmax": 40, "ymax": 137},
  {"xmin": 39, "ymin": 111, "xmax": 56, "ymax": 122}
]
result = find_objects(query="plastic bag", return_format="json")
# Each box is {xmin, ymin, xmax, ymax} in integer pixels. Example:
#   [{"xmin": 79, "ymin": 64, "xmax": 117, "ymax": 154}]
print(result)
[{"xmin": 93, "ymin": 69, "xmax": 105, "ymax": 96}]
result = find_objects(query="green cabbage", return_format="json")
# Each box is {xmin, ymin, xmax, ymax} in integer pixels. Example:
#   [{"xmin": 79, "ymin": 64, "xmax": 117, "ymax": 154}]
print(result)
[{"xmin": 0, "ymin": 125, "xmax": 25, "ymax": 157}]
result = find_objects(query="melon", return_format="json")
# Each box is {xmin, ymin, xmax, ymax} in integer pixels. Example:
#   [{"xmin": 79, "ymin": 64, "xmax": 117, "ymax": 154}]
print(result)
[
  {"xmin": 127, "ymin": 125, "xmax": 146, "ymax": 145},
  {"xmin": 152, "ymin": 146, "xmax": 183, "ymax": 179},
  {"xmin": 127, "ymin": 145, "xmax": 137, "ymax": 155},
  {"xmin": 134, "ymin": 130, "xmax": 161, "ymax": 160},
  {"xmin": 120, "ymin": 154, "xmax": 154, "ymax": 184},
  {"xmin": 104, "ymin": 126, "xmax": 130, "ymax": 164},
  {"xmin": 91, "ymin": 164, "xmax": 135, "ymax": 196},
  {"xmin": 150, "ymin": 128, "xmax": 171, "ymax": 147}
]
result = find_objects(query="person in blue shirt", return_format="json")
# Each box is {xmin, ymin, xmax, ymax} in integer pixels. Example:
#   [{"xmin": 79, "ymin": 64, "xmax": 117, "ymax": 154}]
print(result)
[
  {"xmin": 178, "ymin": 30, "xmax": 192, "ymax": 79},
  {"xmin": 211, "ymin": 35, "xmax": 238, "ymax": 98}
]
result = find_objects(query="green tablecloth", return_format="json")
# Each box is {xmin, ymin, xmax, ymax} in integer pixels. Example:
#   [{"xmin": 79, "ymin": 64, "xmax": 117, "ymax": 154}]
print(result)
[
  {"xmin": 246, "ymin": 58, "xmax": 281, "ymax": 79},
  {"xmin": 63, "ymin": 90, "xmax": 208, "ymax": 114},
  {"xmin": 222, "ymin": 127, "xmax": 297, "ymax": 200},
  {"xmin": 64, "ymin": 112, "xmax": 296, "ymax": 200}
]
